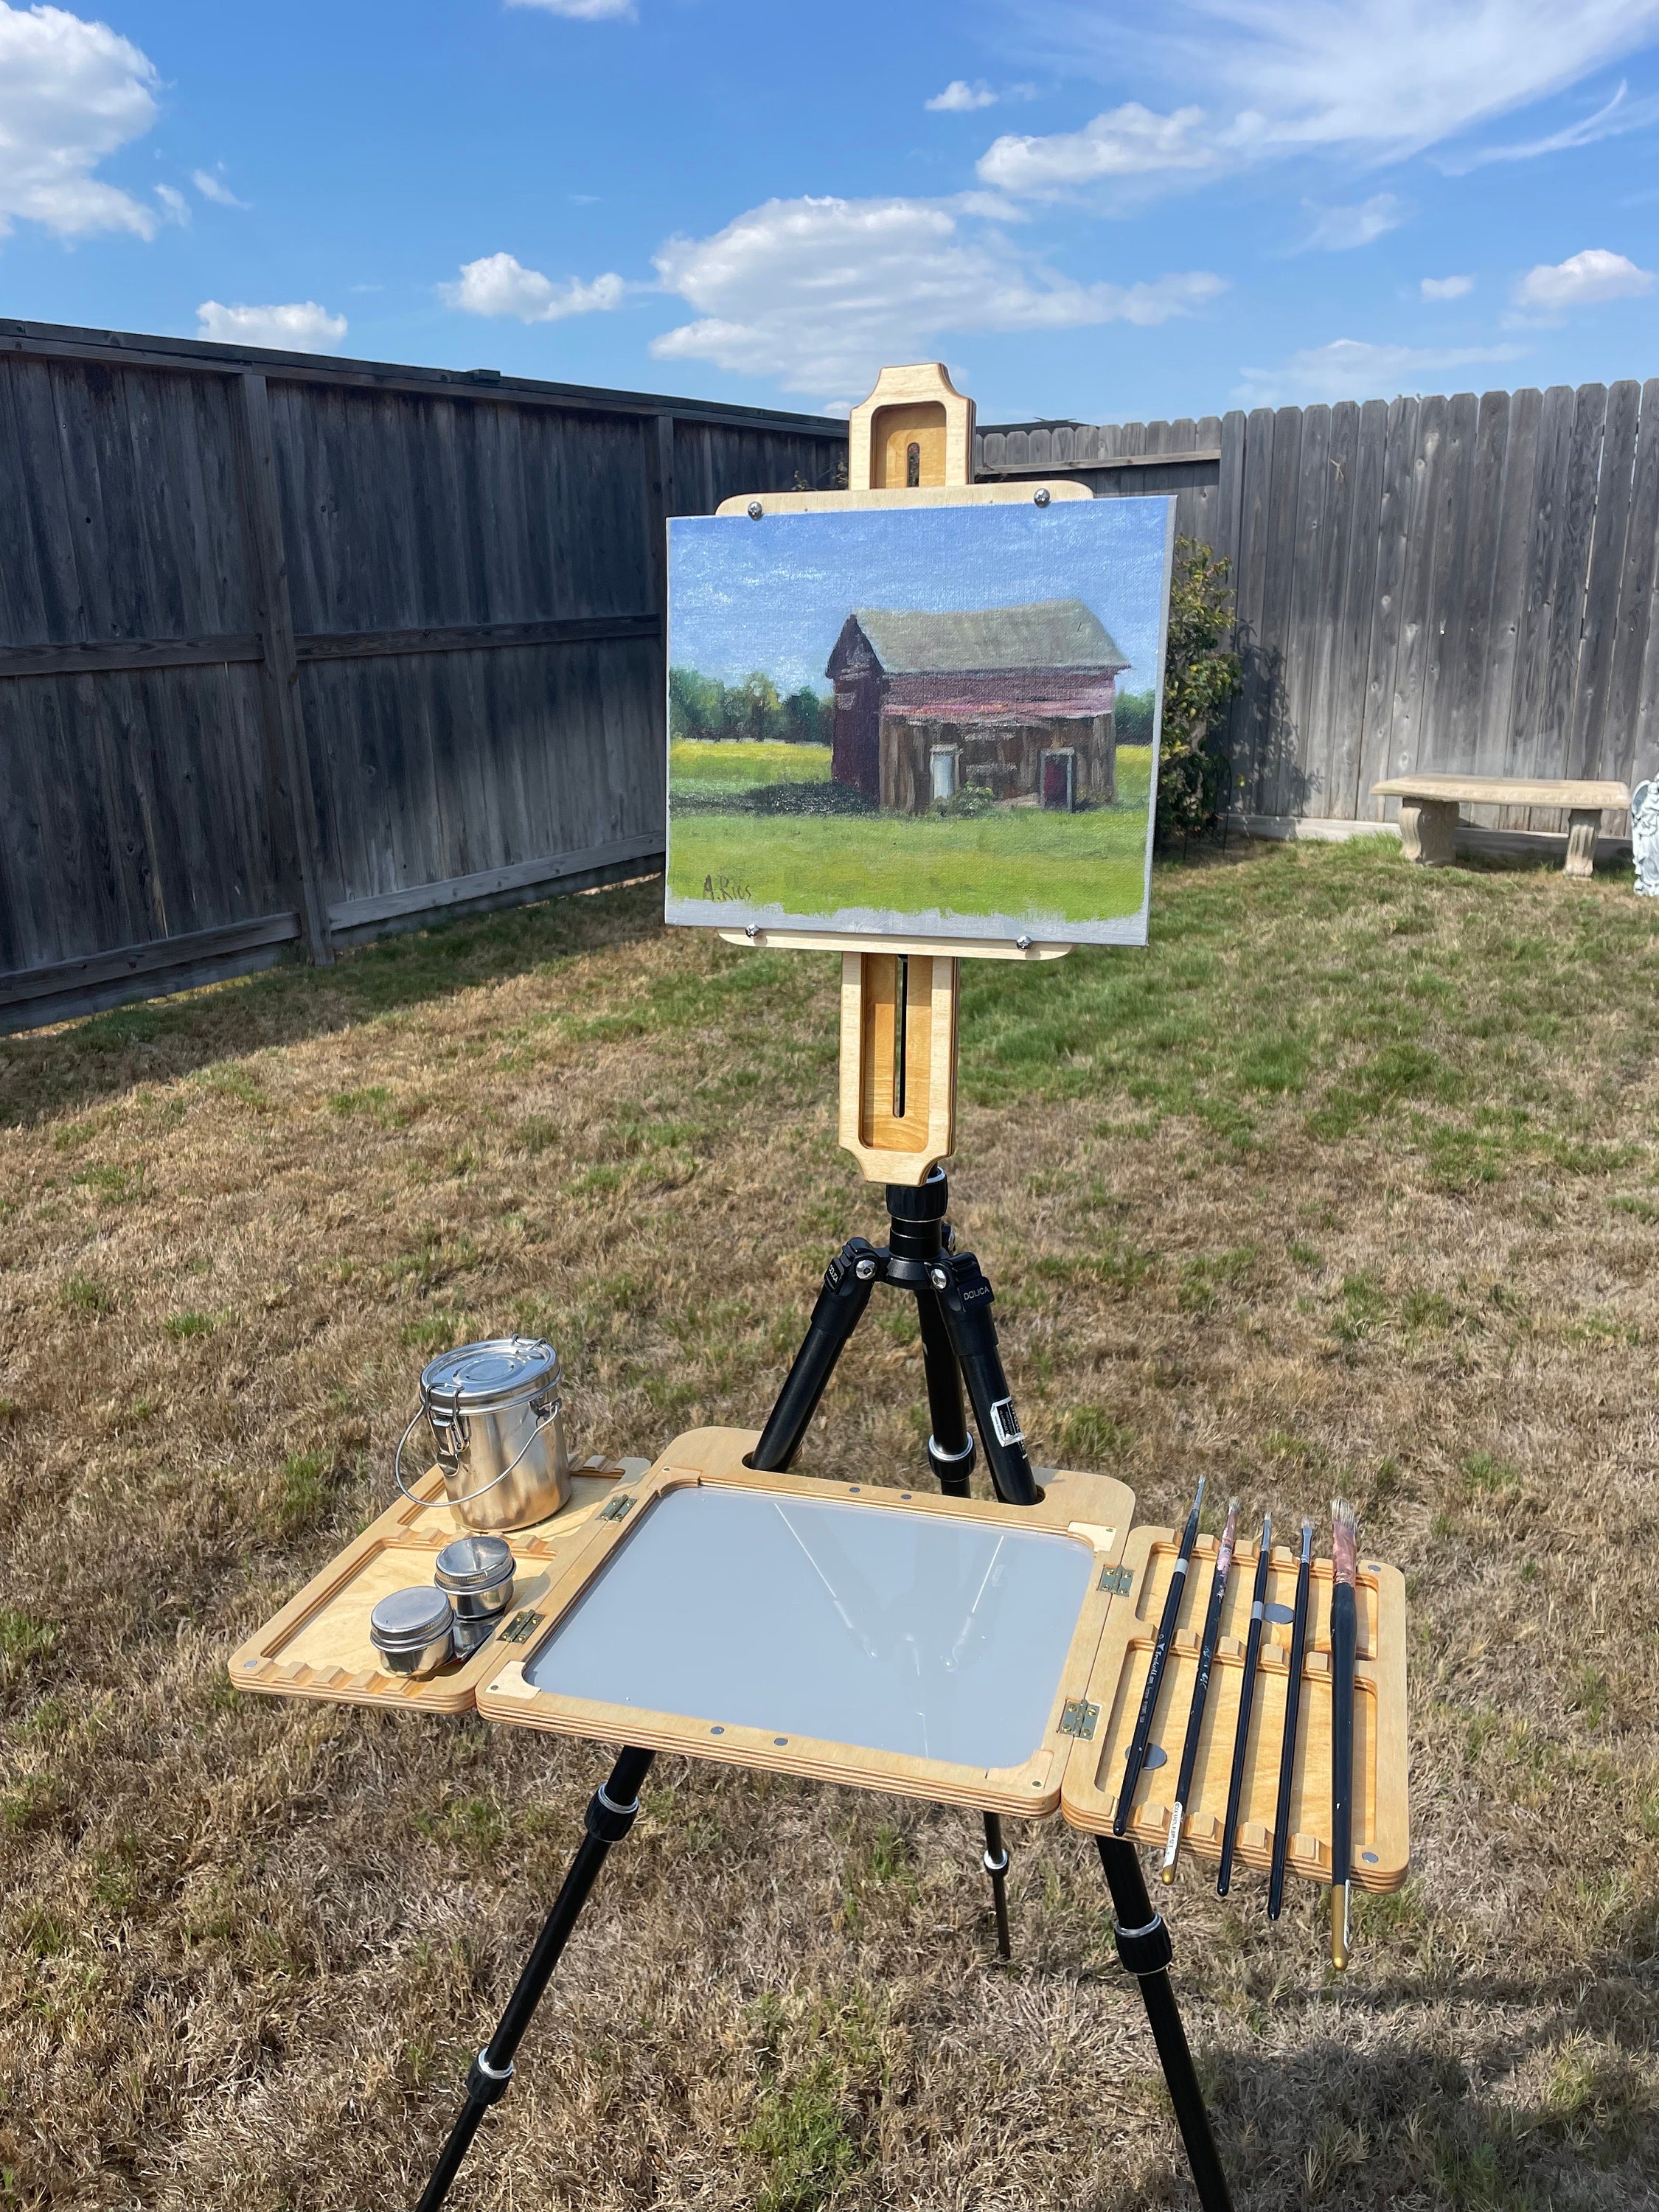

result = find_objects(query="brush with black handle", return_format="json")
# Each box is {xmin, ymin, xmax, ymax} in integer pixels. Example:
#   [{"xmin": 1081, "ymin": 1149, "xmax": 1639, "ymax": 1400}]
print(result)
[
  {"xmin": 1217, "ymin": 1514, "xmax": 1270, "ymax": 1897},
  {"xmin": 1161, "ymin": 1496, "xmax": 1238, "ymax": 1884},
  {"xmin": 1329, "ymin": 1498, "xmax": 1358, "ymax": 1969},
  {"xmin": 1267, "ymin": 1517, "xmax": 1315, "ymax": 1921},
  {"xmin": 1113, "ymin": 1475, "xmax": 1205, "ymax": 1836}
]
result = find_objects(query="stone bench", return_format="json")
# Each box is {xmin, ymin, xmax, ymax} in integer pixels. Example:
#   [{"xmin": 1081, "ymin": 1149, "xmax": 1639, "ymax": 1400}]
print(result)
[{"xmin": 1371, "ymin": 773, "xmax": 1631, "ymax": 877}]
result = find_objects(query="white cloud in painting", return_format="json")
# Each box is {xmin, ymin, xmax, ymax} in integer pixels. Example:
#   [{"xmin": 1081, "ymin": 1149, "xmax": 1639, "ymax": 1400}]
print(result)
[
  {"xmin": 195, "ymin": 299, "xmax": 349, "ymax": 352},
  {"xmin": 1509, "ymin": 246, "xmax": 1655, "ymax": 313},
  {"xmin": 1299, "ymin": 193, "xmax": 1410, "ymax": 251},
  {"xmin": 987, "ymin": 1, "xmax": 1659, "ymax": 197},
  {"xmin": 0, "ymin": 1, "xmax": 161, "ymax": 240},
  {"xmin": 192, "ymin": 165, "xmax": 248, "ymax": 207},
  {"xmin": 440, "ymin": 251, "xmax": 627, "ymax": 321},
  {"xmin": 154, "ymin": 182, "xmax": 189, "ymax": 225},
  {"xmin": 650, "ymin": 192, "xmax": 1224, "ymax": 397},
  {"xmin": 927, "ymin": 80, "xmax": 998, "ymax": 111},
  {"xmin": 1234, "ymin": 337, "xmax": 1520, "ymax": 406},
  {"xmin": 1437, "ymin": 77, "xmax": 1659, "ymax": 167},
  {"xmin": 1422, "ymin": 274, "xmax": 1475, "ymax": 299}
]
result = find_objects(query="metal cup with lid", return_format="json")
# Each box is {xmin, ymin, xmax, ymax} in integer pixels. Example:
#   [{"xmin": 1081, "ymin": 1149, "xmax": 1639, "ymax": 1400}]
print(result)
[
  {"xmin": 434, "ymin": 1533, "xmax": 517, "ymax": 1658},
  {"xmin": 369, "ymin": 1586, "xmax": 456, "ymax": 1676},
  {"xmin": 394, "ymin": 1337, "xmax": 571, "ymax": 1532}
]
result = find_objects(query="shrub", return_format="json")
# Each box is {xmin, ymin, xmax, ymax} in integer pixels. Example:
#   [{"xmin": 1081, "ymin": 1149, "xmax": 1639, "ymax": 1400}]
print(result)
[{"xmin": 1155, "ymin": 536, "xmax": 1242, "ymax": 843}]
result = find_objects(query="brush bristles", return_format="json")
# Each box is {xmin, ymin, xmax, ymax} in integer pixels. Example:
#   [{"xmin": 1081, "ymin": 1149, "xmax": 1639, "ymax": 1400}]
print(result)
[{"xmin": 1332, "ymin": 1496, "xmax": 1358, "ymax": 1583}]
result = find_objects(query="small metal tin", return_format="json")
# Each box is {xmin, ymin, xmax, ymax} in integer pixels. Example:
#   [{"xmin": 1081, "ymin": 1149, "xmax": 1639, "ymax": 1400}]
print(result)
[
  {"xmin": 435, "ymin": 1534, "xmax": 517, "ymax": 1658},
  {"xmin": 369, "ymin": 1586, "xmax": 455, "ymax": 1677}
]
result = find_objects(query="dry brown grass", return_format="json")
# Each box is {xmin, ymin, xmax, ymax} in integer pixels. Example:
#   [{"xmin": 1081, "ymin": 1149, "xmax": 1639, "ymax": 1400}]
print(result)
[{"xmin": 4, "ymin": 840, "xmax": 1659, "ymax": 2211}]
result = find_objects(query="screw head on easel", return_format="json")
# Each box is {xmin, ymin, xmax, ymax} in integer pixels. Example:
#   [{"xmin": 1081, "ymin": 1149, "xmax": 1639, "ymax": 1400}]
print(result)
[{"xmin": 746, "ymin": 499, "xmax": 764, "ymax": 519}]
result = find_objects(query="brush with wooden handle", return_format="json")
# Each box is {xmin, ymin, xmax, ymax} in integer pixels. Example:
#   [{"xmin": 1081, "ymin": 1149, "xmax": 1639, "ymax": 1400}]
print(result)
[{"xmin": 1329, "ymin": 1497, "xmax": 1358, "ymax": 1969}]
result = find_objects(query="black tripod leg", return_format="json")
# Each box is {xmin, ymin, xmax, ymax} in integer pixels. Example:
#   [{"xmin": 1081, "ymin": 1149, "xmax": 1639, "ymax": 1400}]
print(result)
[
  {"xmin": 981, "ymin": 1811, "xmax": 1012, "ymax": 1960},
  {"xmin": 414, "ymin": 1747, "xmax": 656, "ymax": 2212},
  {"xmin": 1093, "ymin": 1836, "xmax": 1234, "ymax": 2212},
  {"xmin": 751, "ymin": 1239, "xmax": 882, "ymax": 1472},
  {"xmin": 916, "ymin": 1281, "xmax": 975, "ymax": 1495},
  {"xmin": 931, "ymin": 1252, "xmax": 1043, "ymax": 1507}
]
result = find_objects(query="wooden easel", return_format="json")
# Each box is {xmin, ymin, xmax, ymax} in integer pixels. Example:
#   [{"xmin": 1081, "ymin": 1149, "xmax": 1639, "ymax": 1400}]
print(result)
[{"xmin": 714, "ymin": 361, "xmax": 1082, "ymax": 1186}]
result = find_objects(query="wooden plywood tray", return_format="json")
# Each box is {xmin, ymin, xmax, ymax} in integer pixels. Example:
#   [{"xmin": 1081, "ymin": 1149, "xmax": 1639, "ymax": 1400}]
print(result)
[
  {"xmin": 1060, "ymin": 1524, "xmax": 1408, "ymax": 1892},
  {"xmin": 229, "ymin": 1454, "xmax": 647, "ymax": 1714},
  {"xmin": 479, "ymin": 1425, "xmax": 1136, "ymax": 1819}
]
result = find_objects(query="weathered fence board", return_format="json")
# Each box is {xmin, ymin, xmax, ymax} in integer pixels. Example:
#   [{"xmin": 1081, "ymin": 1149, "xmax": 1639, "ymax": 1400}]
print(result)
[
  {"xmin": 0, "ymin": 319, "xmax": 845, "ymax": 1030},
  {"xmin": 1018, "ymin": 378, "xmax": 1659, "ymax": 839}
]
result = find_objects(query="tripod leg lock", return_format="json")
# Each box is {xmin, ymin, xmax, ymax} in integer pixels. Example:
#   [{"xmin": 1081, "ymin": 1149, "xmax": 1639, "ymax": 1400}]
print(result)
[
  {"xmin": 585, "ymin": 1781, "xmax": 643, "ymax": 1845},
  {"xmin": 465, "ymin": 2048, "xmax": 515, "ymax": 2108},
  {"xmin": 1113, "ymin": 1910, "xmax": 1175, "ymax": 1978}
]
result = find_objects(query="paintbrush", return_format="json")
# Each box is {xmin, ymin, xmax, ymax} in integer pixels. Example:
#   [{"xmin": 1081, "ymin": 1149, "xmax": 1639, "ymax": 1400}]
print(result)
[
  {"xmin": 1217, "ymin": 1514, "xmax": 1270, "ymax": 1897},
  {"xmin": 1329, "ymin": 1497, "xmax": 1358, "ymax": 1969},
  {"xmin": 1113, "ymin": 1475, "xmax": 1205, "ymax": 1836},
  {"xmin": 1267, "ymin": 1517, "xmax": 1315, "ymax": 1921},
  {"xmin": 1162, "ymin": 1496, "xmax": 1239, "ymax": 1883}
]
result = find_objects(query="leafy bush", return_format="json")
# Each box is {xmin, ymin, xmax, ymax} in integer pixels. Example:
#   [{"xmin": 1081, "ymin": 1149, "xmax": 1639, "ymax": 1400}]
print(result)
[
  {"xmin": 933, "ymin": 782, "xmax": 997, "ymax": 818},
  {"xmin": 1155, "ymin": 537, "xmax": 1242, "ymax": 843}
]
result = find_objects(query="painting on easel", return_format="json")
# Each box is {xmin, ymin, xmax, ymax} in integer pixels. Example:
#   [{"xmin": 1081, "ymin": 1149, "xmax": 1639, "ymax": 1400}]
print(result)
[{"xmin": 664, "ymin": 495, "xmax": 1175, "ymax": 946}]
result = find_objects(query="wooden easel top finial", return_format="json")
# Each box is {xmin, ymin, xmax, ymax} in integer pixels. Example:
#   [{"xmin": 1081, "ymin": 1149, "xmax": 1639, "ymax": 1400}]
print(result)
[{"xmin": 849, "ymin": 362, "xmax": 975, "ymax": 493}]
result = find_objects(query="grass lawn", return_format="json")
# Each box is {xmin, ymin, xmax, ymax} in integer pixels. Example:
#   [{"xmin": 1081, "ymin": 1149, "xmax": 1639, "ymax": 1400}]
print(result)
[
  {"xmin": 4, "ymin": 837, "xmax": 1659, "ymax": 2208},
  {"xmin": 669, "ymin": 746, "xmax": 1154, "ymax": 925}
]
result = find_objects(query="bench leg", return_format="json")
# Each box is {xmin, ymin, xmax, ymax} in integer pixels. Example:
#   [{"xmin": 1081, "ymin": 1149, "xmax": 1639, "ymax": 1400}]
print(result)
[
  {"xmin": 1398, "ymin": 798, "xmax": 1457, "ymax": 866},
  {"xmin": 1565, "ymin": 809, "xmax": 1599, "ymax": 880}
]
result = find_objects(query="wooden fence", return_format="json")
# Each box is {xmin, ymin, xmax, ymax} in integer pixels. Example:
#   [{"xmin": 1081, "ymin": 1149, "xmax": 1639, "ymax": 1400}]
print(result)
[
  {"xmin": 0, "ymin": 319, "xmax": 846, "ymax": 1031},
  {"xmin": 978, "ymin": 384, "xmax": 1659, "ymax": 839}
]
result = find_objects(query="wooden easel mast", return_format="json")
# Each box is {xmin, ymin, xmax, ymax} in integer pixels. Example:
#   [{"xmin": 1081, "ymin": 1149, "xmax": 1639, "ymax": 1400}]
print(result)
[{"xmin": 717, "ymin": 361, "xmax": 1077, "ymax": 1185}]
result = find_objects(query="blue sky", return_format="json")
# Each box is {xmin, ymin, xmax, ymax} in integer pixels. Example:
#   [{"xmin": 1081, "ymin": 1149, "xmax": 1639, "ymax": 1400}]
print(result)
[
  {"xmin": 669, "ymin": 500, "xmax": 1170, "ymax": 695},
  {"xmin": 3, "ymin": 0, "xmax": 1658, "ymax": 422}
]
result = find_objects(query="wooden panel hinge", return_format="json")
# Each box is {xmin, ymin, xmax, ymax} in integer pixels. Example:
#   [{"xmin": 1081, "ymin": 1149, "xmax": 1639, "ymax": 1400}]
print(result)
[
  {"xmin": 599, "ymin": 1493, "xmax": 635, "ymax": 1523},
  {"xmin": 1059, "ymin": 1697, "xmax": 1100, "ymax": 1739},
  {"xmin": 499, "ymin": 1610, "xmax": 545, "ymax": 1646},
  {"xmin": 1098, "ymin": 1565, "xmax": 1133, "ymax": 1595}
]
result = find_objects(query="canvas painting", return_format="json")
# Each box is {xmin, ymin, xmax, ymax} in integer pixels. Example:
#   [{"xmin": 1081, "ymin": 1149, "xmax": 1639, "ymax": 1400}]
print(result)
[{"xmin": 664, "ymin": 495, "xmax": 1174, "ymax": 947}]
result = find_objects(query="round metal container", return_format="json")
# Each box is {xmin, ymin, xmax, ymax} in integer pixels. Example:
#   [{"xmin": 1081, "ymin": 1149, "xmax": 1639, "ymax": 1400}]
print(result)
[
  {"xmin": 369, "ymin": 1586, "xmax": 455, "ymax": 1676},
  {"xmin": 416, "ymin": 1338, "xmax": 570, "ymax": 1532},
  {"xmin": 435, "ymin": 1534, "xmax": 517, "ymax": 1658}
]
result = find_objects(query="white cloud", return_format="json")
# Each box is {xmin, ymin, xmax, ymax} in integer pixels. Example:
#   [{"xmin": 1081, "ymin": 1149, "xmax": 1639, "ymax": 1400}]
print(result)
[
  {"xmin": 1422, "ymin": 274, "xmax": 1475, "ymax": 299},
  {"xmin": 649, "ymin": 192, "xmax": 1223, "ymax": 397},
  {"xmin": 1300, "ymin": 192, "xmax": 1409, "ymax": 251},
  {"xmin": 1437, "ymin": 76, "xmax": 1659, "ymax": 167},
  {"xmin": 1510, "ymin": 245, "xmax": 1655, "ymax": 313},
  {"xmin": 439, "ymin": 251, "xmax": 626, "ymax": 322},
  {"xmin": 993, "ymin": 1, "xmax": 1659, "ymax": 195},
  {"xmin": 0, "ymin": 1, "xmax": 161, "ymax": 240},
  {"xmin": 927, "ymin": 79, "xmax": 998, "ymax": 111},
  {"xmin": 506, "ymin": 0, "xmax": 634, "ymax": 16},
  {"xmin": 192, "ymin": 165, "xmax": 247, "ymax": 208},
  {"xmin": 195, "ymin": 300, "xmax": 349, "ymax": 352},
  {"xmin": 1234, "ymin": 337, "xmax": 1520, "ymax": 407},
  {"xmin": 153, "ymin": 182, "xmax": 189, "ymax": 226},
  {"xmin": 979, "ymin": 102, "xmax": 1214, "ymax": 193}
]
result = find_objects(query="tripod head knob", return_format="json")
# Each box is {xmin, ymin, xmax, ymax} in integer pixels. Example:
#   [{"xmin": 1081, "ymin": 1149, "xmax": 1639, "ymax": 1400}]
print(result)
[{"xmin": 886, "ymin": 1166, "xmax": 949, "ymax": 1223}]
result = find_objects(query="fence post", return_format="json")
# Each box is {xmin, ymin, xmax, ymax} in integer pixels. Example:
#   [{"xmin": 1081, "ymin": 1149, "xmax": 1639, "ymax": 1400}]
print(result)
[{"xmin": 231, "ymin": 369, "xmax": 333, "ymax": 965}]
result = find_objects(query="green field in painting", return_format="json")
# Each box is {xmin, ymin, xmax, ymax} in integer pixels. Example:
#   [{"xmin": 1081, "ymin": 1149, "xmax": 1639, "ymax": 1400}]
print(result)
[
  {"xmin": 669, "ymin": 740, "xmax": 833, "ymax": 793},
  {"xmin": 667, "ymin": 745, "xmax": 1153, "ymax": 924}
]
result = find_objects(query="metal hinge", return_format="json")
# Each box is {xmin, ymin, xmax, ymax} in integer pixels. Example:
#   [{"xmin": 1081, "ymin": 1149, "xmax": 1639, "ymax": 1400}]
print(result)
[
  {"xmin": 1098, "ymin": 1565, "xmax": 1134, "ymax": 1596},
  {"xmin": 499, "ymin": 1610, "xmax": 545, "ymax": 1646},
  {"xmin": 599, "ymin": 1492, "xmax": 634, "ymax": 1523},
  {"xmin": 1059, "ymin": 1697, "xmax": 1100, "ymax": 1739}
]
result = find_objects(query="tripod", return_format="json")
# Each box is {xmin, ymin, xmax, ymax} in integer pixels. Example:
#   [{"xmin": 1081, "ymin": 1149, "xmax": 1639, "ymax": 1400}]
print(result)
[{"xmin": 748, "ymin": 1162, "xmax": 1035, "ymax": 1952}]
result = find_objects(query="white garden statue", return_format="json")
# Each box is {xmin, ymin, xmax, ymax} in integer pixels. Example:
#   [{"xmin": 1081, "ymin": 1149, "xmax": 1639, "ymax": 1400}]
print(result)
[{"xmin": 1632, "ymin": 779, "xmax": 1659, "ymax": 897}]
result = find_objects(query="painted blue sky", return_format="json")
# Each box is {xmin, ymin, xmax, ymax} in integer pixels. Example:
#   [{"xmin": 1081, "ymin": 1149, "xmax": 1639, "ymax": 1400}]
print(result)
[
  {"xmin": 3, "ymin": 1, "xmax": 1658, "ymax": 421},
  {"xmin": 669, "ymin": 499, "xmax": 1171, "ymax": 698}
]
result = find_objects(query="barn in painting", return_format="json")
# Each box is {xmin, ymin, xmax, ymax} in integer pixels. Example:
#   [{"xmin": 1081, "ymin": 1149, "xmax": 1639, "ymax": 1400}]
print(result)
[{"xmin": 825, "ymin": 598, "xmax": 1130, "ymax": 815}]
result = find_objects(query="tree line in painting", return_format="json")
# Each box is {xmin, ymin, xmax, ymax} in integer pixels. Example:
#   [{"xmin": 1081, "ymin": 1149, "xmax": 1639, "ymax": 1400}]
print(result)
[{"xmin": 669, "ymin": 667, "xmax": 833, "ymax": 747}]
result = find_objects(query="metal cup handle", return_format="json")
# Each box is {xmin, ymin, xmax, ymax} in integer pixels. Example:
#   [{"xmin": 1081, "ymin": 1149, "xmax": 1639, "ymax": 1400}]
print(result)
[{"xmin": 392, "ymin": 1396, "xmax": 563, "ymax": 1512}]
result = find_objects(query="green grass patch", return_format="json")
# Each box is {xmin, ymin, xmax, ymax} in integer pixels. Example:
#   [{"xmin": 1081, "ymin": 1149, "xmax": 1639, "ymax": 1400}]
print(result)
[{"xmin": 670, "ymin": 740, "xmax": 832, "ymax": 794}]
